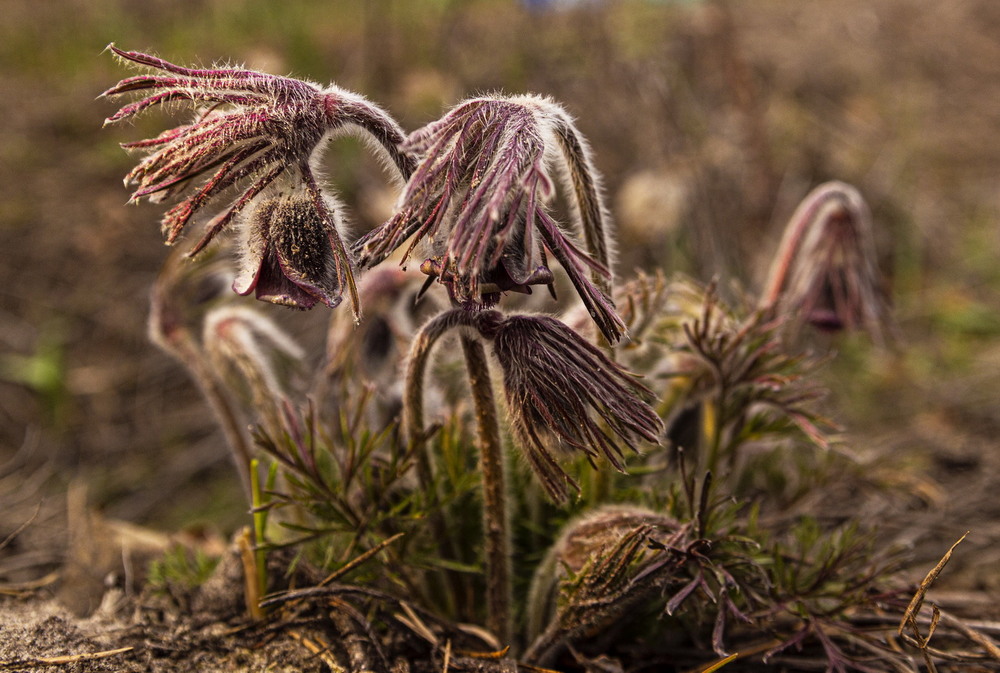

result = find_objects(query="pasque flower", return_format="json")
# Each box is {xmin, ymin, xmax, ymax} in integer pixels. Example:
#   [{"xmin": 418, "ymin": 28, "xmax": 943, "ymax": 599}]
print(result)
[
  {"xmin": 760, "ymin": 181, "xmax": 890, "ymax": 342},
  {"xmin": 479, "ymin": 312, "xmax": 662, "ymax": 501},
  {"xmin": 407, "ymin": 310, "xmax": 662, "ymax": 503},
  {"xmin": 232, "ymin": 192, "xmax": 350, "ymax": 309},
  {"xmin": 102, "ymin": 44, "xmax": 414, "ymax": 318},
  {"xmin": 355, "ymin": 95, "xmax": 625, "ymax": 342}
]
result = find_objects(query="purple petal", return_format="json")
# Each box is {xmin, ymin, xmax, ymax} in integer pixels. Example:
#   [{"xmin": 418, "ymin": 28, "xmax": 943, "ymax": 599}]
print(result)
[{"xmin": 252, "ymin": 246, "xmax": 320, "ymax": 309}]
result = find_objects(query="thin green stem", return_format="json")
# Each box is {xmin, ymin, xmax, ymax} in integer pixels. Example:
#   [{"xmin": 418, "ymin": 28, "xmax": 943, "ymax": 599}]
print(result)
[{"xmin": 249, "ymin": 458, "xmax": 270, "ymax": 614}]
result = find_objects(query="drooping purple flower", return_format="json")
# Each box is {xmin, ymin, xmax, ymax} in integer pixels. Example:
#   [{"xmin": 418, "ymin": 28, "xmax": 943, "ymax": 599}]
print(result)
[
  {"xmin": 232, "ymin": 192, "xmax": 349, "ymax": 309},
  {"xmin": 102, "ymin": 44, "xmax": 414, "ymax": 319},
  {"xmin": 760, "ymin": 181, "xmax": 890, "ymax": 342},
  {"xmin": 355, "ymin": 95, "xmax": 625, "ymax": 342},
  {"xmin": 473, "ymin": 311, "xmax": 663, "ymax": 502}
]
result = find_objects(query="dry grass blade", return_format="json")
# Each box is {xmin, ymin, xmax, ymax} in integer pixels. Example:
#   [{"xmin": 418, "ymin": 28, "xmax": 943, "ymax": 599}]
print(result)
[
  {"xmin": 898, "ymin": 532, "xmax": 968, "ymax": 639},
  {"xmin": 237, "ymin": 526, "xmax": 264, "ymax": 620},
  {"xmin": 693, "ymin": 652, "xmax": 740, "ymax": 672},
  {"xmin": 0, "ymin": 502, "xmax": 40, "ymax": 552},
  {"xmin": 319, "ymin": 532, "xmax": 405, "ymax": 587},
  {"xmin": 0, "ymin": 646, "xmax": 133, "ymax": 669},
  {"xmin": 936, "ymin": 610, "xmax": 1000, "ymax": 661},
  {"xmin": 287, "ymin": 630, "xmax": 344, "ymax": 672},
  {"xmin": 679, "ymin": 639, "xmax": 784, "ymax": 673},
  {"xmin": 455, "ymin": 645, "xmax": 510, "ymax": 659},
  {"xmin": 396, "ymin": 600, "xmax": 440, "ymax": 646},
  {"xmin": 898, "ymin": 532, "xmax": 968, "ymax": 672},
  {"xmin": 0, "ymin": 570, "xmax": 59, "ymax": 596}
]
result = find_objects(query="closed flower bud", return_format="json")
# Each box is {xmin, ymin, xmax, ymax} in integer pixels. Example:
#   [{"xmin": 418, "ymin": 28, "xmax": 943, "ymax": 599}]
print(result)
[
  {"xmin": 526, "ymin": 505, "xmax": 681, "ymax": 642},
  {"xmin": 761, "ymin": 181, "xmax": 890, "ymax": 343}
]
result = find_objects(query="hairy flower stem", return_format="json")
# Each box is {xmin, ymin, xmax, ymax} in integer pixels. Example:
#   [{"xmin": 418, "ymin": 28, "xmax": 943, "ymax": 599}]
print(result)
[
  {"xmin": 552, "ymin": 115, "xmax": 618, "ymax": 351},
  {"xmin": 170, "ymin": 337, "xmax": 252, "ymax": 498},
  {"xmin": 458, "ymin": 333, "xmax": 512, "ymax": 644},
  {"xmin": 404, "ymin": 311, "xmax": 469, "ymax": 502},
  {"xmin": 400, "ymin": 316, "xmax": 462, "ymax": 620},
  {"xmin": 404, "ymin": 310, "xmax": 512, "ymax": 643},
  {"xmin": 149, "ymin": 294, "xmax": 253, "ymax": 501},
  {"xmin": 553, "ymin": 120, "xmax": 612, "ymax": 298}
]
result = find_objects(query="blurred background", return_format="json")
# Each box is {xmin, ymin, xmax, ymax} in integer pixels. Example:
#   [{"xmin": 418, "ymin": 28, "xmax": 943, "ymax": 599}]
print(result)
[{"xmin": 2, "ymin": 0, "xmax": 999, "ymax": 586}]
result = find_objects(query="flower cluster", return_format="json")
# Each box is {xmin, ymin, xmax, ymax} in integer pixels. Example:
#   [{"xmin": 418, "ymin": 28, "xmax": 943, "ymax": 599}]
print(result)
[
  {"xmin": 106, "ymin": 49, "xmax": 624, "ymax": 340},
  {"xmin": 105, "ymin": 45, "xmax": 647, "ymax": 508},
  {"xmin": 102, "ymin": 47, "xmax": 913, "ymax": 669}
]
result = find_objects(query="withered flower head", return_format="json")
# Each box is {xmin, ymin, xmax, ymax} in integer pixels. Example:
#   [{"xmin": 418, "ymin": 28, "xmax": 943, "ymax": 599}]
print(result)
[
  {"xmin": 356, "ymin": 94, "xmax": 625, "ymax": 342},
  {"xmin": 102, "ymin": 44, "xmax": 413, "ymax": 318},
  {"xmin": 474, "ymin": 311, "xmax": 663, "ymax": 502},
  {"xmin": 761, "ymin": 181, "xmax": 890, "ymax": 342}
]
